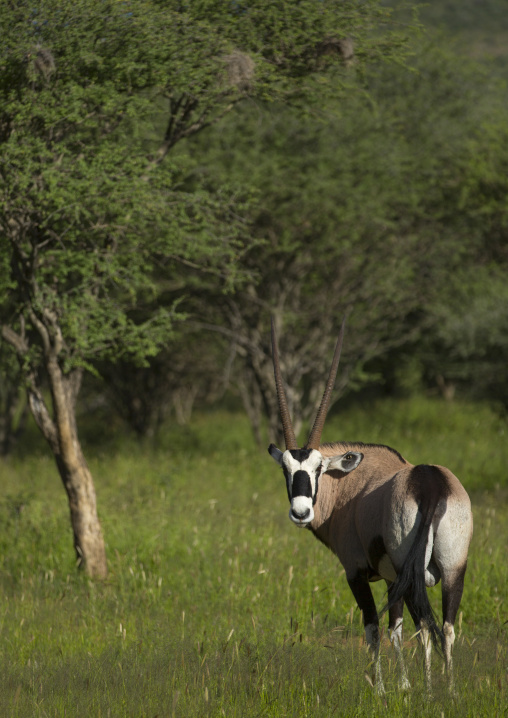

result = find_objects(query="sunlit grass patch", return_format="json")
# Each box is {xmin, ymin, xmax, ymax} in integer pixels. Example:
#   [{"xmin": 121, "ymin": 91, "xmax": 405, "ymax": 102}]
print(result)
[{"xmin": 0, "ymin": 621, "xmax": 505, "ymax": 717}]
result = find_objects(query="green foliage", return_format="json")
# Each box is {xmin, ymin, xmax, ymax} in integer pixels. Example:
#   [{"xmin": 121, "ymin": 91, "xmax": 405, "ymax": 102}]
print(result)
[
  {"xmin": 174, "ymin": 33, "xmax": 508, "ymax": 438},
  {"xmin": 415, "ymin": 0, "xmax": 508, "ymax": 36},
  {"xmin": 0, "ymin": 0, "xmax": 409, "ymax": 375},
  {"xmin": 0, "ymin": 401, "xmax": 506, "ymax": 715},
  {"xmin": 0, "ymin": 0, "xmax": 263, "ymax": 370}
]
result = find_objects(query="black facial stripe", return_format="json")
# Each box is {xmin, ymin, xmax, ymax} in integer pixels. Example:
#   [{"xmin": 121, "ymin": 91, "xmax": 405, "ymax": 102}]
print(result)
[
  {"xmin": 282, "ymin": 466, "xmax": 292, "ymax": 502},
  {"xmin": 289, "ymin": 448, "xmax": 312, "ymax": 463},
  {"xmin": 313, "ymin": 463, "xmax": 322, "ymax": 505},
  {"xmin": 292, "ymin": 470, "xmax": 312, "ymax": 498}
]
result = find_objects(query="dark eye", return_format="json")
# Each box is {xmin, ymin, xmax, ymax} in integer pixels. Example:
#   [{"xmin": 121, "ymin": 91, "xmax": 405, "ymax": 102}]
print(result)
[{"xmin": 345, "ymin": 454, "xmax": 353, "ymax": 461}]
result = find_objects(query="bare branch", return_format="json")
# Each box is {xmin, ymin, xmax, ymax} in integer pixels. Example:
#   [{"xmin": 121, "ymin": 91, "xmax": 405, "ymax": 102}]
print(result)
[
  {"xmin": 40, "ymin": 306, "xmax": 64, "ymax": 355},
  {"xmin": 27, "ymin": 387, "xmax": 59, "ymax": 452},
  {"xmin": 28, "ymin": 308, "xmax": 51, "ymax": 354},
  {"xmin": 142, "ymin": 98, "xmax": 240, "ymax": 178},
  {"xmin": 1, "ymin": 325, "xmax": 29, "ymax": 355},
  {"xmin": 2, "ymin": 325, "xmax": 59, "ymax": 451}
]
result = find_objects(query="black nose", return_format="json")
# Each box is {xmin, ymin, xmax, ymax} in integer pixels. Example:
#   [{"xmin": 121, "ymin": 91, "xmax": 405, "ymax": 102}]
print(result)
[{"xmin": 291, "ymin": 507, "xmax": 310, "ymax": 521}]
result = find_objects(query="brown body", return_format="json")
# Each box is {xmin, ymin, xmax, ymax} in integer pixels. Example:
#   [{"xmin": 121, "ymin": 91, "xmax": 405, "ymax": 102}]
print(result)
[{"xmin": 313, "ymin": 442, "xmax": 472, "ymax": 592}]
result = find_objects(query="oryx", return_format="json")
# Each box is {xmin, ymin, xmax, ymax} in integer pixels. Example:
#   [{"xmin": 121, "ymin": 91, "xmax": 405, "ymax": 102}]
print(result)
[{"xmin": 268, "ymin": 319, "xmax": 473, "ymax": 694}]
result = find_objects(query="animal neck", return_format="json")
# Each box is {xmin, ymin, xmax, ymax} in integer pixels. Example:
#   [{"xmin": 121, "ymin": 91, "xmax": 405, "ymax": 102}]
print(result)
[
  {"xmin": 308, "ymin": 471, "xmax": 344, "ymax": 546},
  {"xmin": 307, "ymin": 442, "xmax": 408, "ymax": 545}
]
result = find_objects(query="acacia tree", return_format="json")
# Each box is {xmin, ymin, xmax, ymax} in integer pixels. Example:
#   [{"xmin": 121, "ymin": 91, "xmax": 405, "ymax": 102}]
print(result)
[
  {"xmin": 182, "ymin": 39, "xmax": 508, "ymax": 445},
  {"xmin": 0, "ymin": 0, "xmax": 396, "ymax": 575},
  {"xmin": 179, "ymin": 99, "xmax": 424, "ymax": 444}
]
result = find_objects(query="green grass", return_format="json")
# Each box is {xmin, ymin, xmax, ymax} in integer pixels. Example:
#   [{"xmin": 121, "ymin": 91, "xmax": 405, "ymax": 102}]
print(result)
[{"xmin": 0, "ymin": 397, "xmax": 507, "ymax": 716}]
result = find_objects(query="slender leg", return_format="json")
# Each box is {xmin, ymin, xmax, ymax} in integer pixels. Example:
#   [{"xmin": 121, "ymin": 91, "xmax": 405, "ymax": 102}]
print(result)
[
  {"xmin": 387, "ymin": 593, "xmax": 411, "ymax": 690},
  {"xmin": 348, "ymin": 573, "xmax": 385, "ymax": 695},
  {"xmin": 441, "ymin": 564, "xmax": 467, "ymax": 694},
  {"xmin": 420, "ymin": 621, "xmax": 432, "ymax": 694},
  {"xmin": 442, "ymin": 622, "xmax": 455, "ymax": 693},
  {"xmin": 404, "ymin": 601, "xmax": 432, "ymax": 694}
]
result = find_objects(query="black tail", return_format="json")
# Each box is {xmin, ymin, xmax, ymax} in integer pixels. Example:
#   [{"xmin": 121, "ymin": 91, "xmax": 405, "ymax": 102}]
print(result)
[{"xmin": 381, "ymin": 466, "xmax": 448, "ymax": 652}]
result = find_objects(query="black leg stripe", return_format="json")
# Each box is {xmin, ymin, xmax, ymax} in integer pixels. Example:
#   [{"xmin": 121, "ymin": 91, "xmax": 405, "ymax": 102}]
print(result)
[{"xmin": 347, "ymin": 572, "xmax": 379, "ymax": 627}]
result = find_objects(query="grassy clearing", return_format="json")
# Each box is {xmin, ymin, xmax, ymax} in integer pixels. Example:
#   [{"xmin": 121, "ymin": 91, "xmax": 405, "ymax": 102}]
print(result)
[{"xmin": 0, "ymin": 397, "xmax": 507, "ymax": 716}]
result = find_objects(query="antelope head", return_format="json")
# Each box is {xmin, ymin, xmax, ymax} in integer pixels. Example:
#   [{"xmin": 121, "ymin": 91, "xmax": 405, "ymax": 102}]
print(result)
[{"xmin": 268, "ymin": 318, "xmax": 363, "ymax": 526}]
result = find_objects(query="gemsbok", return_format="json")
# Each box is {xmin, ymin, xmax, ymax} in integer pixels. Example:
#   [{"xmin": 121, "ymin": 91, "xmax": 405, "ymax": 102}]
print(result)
[{"xmin": 268, "ymin": 318, "xmax": 473, "ymax": 694}]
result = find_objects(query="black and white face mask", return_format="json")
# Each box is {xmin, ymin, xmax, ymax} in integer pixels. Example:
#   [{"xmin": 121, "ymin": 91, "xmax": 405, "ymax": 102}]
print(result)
[{"xmin": 268, "ymin": 445, "xmax": 363, "ymax": 526}]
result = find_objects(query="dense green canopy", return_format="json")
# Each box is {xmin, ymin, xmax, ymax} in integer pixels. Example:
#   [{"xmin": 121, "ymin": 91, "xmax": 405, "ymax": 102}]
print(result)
[{"xmin": 1, "ymin": 0, "xmax": 507, "ymax": 444}]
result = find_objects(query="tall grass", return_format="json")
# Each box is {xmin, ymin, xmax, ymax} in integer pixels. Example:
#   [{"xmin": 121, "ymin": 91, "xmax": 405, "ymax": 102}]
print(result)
[{"xmin": 0, "ymin": 397, "xmax": 506, "ymax": 716}]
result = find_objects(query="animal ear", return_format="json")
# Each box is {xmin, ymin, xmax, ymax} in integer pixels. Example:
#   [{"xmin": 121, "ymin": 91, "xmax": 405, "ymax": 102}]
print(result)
[
  {"xmin": 268, "ymin": 443, "xmax": 284, "ymax": 465},
  {"xmin": 326, "ymin": 451, "xmax": 363, "ymax": 473}
]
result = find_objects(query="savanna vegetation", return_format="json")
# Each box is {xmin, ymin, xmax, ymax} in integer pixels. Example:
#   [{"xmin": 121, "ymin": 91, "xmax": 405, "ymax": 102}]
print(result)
[
  {"xmin": 0, "ymin": 0, "xmax": 507, "ymax": 714},
  {"xmin": 0, "ymin": 400, "xmax": 507, "ymax": 716}
]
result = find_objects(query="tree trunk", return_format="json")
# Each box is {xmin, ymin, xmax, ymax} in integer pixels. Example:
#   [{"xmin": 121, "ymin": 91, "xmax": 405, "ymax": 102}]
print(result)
[
  {"xmin": 2, "ymin": 321, "xmax": 108, "ymax": 579},
  {"xmin": 28, "ymin": 357, "xmax": 108, "ymax": 579},
  {"xmin": 53, "ymin": 447, "xmax": 108, "ymax": 578}
]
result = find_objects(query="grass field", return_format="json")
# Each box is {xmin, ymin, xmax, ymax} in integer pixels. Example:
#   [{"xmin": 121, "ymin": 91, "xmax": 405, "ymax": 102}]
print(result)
[{"xmin": 0, "ymin": 397, "xmax": 506, "ymax": 716}]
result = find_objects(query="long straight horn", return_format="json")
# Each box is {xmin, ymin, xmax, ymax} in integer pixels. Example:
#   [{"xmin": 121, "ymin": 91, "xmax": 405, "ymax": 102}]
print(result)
[
  {"xmin": 271, "ymin": 317, "xmax": 298, "ymax": 450},
  {"xmin": 305, "ymin": 317, "xmax": 346, "ymax": 450}
]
